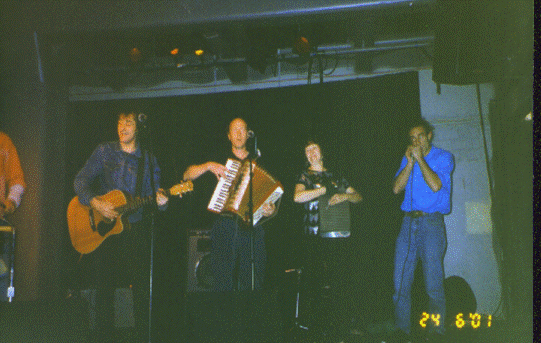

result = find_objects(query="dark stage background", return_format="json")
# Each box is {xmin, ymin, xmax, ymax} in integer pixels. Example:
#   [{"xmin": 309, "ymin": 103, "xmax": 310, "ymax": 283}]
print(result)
[{"xmin": 63, "ymin": 72, "xmax": 420, "ymax": 326}]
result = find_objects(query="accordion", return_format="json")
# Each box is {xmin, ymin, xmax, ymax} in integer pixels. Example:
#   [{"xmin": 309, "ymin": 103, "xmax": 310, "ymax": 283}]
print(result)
[
  {"xmin": 317, "ymin": 192, "xmax": 351, "ymax": 237},
  {"xmin": 208, "ymin": 159, "xmax": 283, "ymax": 225}
]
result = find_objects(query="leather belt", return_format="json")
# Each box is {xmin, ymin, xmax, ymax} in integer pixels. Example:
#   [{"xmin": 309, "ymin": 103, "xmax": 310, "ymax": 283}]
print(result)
[{"xmin": 405, "ymin": 210, "xmax": 428, "ymax": 218}]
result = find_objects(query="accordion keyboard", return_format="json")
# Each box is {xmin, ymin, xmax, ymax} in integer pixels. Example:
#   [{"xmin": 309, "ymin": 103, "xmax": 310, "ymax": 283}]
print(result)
[{"xmin": 207, "ymin": 159, "xmax": 241, "ymax": 213}]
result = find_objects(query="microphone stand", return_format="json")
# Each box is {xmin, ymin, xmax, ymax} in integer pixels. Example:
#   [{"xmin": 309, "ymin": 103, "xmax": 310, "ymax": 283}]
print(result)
[
  {"xmin": 139, "ymin": 121, "xmax": 156, "ymax": 343},
  {"xmin": 247, "ymin": 135, "xmax": 257, "ymax": 291}
]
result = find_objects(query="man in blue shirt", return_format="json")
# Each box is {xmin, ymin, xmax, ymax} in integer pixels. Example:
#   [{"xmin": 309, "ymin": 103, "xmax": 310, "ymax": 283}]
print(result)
[
  {"xmin": 391, "ymin": 118, "xmax": 454, "ymax": 342},
  {"xmin": 74, "ymin": 111, "xmax": 169, "ymax": 343}
]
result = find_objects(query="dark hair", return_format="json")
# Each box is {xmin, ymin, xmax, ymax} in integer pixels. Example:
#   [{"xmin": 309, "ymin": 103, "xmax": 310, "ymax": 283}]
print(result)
[
  {"xmin": 408, "ymin": 117, "xmax": 434, "ymax": 135},
  {"xmin": 304, "ymin": 140, "xmax": 318, "ymax": 149}
]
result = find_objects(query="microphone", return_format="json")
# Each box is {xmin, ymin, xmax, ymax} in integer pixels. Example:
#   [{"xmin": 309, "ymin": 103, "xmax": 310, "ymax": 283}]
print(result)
[
  {"xmin": 138, "ymin": 113, "xmax": 148, "ymax": 123},
  {"xmin": 247, "ymin": 129, "xmax": 259, "ymax": 159}
]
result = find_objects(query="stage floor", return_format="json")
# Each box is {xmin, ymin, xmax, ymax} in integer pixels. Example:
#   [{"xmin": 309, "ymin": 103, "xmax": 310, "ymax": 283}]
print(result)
[{"xmin": 0, "ymin": 292, "xmax": 521, "ymax": 343}]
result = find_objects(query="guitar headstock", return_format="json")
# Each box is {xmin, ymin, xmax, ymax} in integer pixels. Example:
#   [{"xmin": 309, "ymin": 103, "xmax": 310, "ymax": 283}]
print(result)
[{"xmin": 170, "ymin": 180, "xmax": 194, "ymax": 196}]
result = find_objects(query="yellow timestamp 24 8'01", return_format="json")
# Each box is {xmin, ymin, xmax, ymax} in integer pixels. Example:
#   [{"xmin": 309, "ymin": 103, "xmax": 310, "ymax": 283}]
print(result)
[{"xmin": 419, "ymin": 312, "xmax": 493, "ymax": 329}]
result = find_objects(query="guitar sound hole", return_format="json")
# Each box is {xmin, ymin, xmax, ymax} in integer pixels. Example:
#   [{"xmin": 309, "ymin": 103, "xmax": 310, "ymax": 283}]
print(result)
[{"xmin": 97, "ymin": 220, "xmax": 115, "ymax": 237}]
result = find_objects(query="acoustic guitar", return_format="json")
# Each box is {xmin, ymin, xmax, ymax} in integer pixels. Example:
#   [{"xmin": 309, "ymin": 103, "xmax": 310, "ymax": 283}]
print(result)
[{"xmin": 67, "ymin": 181, "xmax": 193, "ymax": 254}]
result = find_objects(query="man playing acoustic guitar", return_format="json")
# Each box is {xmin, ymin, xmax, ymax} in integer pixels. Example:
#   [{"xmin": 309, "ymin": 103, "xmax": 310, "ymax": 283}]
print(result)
[{"xmin": 73, "ymin": 111, "xmax": 169, "ymax": 343}]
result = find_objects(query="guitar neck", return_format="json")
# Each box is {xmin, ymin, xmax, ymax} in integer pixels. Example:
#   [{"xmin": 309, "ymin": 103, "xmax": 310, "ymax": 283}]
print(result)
[
  {"xmin": 119, "ymin": 195, "xmax": 155, "ymax": 215},
  {"xmin": 118, "ymin": 181, "xmax": 193, "ymax": 215}
]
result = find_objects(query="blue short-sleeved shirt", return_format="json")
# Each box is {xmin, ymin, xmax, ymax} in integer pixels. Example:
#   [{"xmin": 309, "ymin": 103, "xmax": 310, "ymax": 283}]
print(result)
[{"xmin": 395, "ymin": 146, "xmax": 454, "ymax": 214}]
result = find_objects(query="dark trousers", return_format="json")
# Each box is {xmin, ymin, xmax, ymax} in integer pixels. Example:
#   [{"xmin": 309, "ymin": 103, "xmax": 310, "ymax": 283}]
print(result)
[
  {"xmin": 90, "ymin": 221, "xmax": 152, "ymax": 342},
  {"xmin": 299, "ymin": 235, "xmax": 353, "ymax": 333},
  {"xmin": 211, "ymin": 216, "xmax": 266, "ymax": 292}
]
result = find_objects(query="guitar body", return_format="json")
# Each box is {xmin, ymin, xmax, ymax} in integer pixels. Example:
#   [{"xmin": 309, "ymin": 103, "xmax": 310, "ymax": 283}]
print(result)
[
  {"xmin": 67, "ymin": 190, "xmax": 132, "ymax": 255},
  {"xmin": 67, "ymin": 181, "xmax": 193, "ymax": 254}
]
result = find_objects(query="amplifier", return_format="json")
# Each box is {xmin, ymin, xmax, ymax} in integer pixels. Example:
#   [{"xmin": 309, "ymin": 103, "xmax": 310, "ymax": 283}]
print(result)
[{"xmin": 186, "ymin": 230, "xmax": 213, "ymax": 292}]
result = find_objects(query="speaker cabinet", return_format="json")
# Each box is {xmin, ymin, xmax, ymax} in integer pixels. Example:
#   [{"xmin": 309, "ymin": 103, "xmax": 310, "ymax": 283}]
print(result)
[
  {"xmin": 432, "ymin": 0, "xmax": 499, "ymax": 85},
  {"xmin": 186, "ymin": 230, "xmax": 213, "ymax": 292}
]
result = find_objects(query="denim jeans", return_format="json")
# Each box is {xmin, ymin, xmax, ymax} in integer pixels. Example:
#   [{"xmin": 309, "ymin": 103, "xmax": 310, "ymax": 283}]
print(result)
[{"xmin": 393, "ymin": 213, "xmax": 447, "ymax": 335}]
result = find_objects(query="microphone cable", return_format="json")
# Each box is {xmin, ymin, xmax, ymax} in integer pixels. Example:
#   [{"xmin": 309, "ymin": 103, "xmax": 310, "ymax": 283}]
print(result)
[{"xmin": 396, "ymin": 160, "xmax": 415, "ymax": 323}]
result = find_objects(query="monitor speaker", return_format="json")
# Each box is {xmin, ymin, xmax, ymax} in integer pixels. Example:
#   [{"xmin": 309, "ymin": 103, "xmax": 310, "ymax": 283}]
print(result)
[{"xmin": 186, "ymin": 230, "xmax": 213, "ymax": 292}]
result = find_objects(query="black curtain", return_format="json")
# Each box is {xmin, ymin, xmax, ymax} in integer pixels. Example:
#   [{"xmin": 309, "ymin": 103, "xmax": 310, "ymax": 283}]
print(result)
[{"xmin": 489, "ymin": 79, "xmax": 532, "ymax": 341}]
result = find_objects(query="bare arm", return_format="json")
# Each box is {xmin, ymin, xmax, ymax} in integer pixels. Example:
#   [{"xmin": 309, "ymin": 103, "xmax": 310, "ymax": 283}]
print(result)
[
  {"xmin": 294, "ymin": 183, "xmax": 327, "ymax": 203},
  {"xmin": 393, "ymin": 147, "xmax": 415, "ymax": 194},
  {"xmin": 415, "ymin": 156, "xmax": 442, "ymax": 192},
  {"xmin": 393, "ymin": 146, "xmax": 442, "ymax": 194},
  {"xmin": 393, "ymin": 162, "xmax": 414, "ymax": 194},
  {"xmin": 345, "ymin": 186, "xmax": 362, "ymax": 203},
  {"xmin": 183, "ymin": 162, "xmax": 227, "ymax": 181},
  {"xmin": 328, "ymin": 186, "xmax": 362, "ymax": 206},
  {"xmin": 410, "ymin": 145, "xmax": 442, "ymax": 192}
]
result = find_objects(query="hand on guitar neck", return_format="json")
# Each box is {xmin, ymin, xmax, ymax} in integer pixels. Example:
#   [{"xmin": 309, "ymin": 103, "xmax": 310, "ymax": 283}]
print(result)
[{"xmin": 156, "ymin": 189, "xmax": 169, "ymax": 206}]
